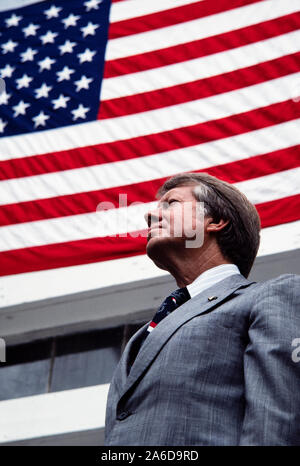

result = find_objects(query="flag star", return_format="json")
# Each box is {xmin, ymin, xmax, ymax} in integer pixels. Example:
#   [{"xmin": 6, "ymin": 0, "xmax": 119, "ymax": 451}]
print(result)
[
  {"xmin": 13, "ymin": 100, "xmax": 30, "ymax": 117},
  {"xmin": 74, "ymin": 75, "xmax": 93, "ymax": 92},
  {"xmin": 56, "ymin": 66, "xmax": 75, "ymax": 82},
  {"xmin": 0, "ymin": 64, "xmax": 15, "ymax": 78},
  {"xmin": 71, "ymin": 104, "xmax": 90, "ymax": 121},
  {"xmin": 58, "ymin": 40, "xmax": 77, "ymax": 55},
  {"xmin": 40, "ymin": 30, "xmax": 58, "ymax": 45},
  {"xmin": 32, "ymin": 111, "xmax": 50, "ymax": 128},
  {"xmin": 80, "ymin": 22, "xmax": 99, "ymax": 38},
  {"xmin": 0, "ymin": 118, "xmax": 7, "ymax": 133},
  {"xmin": 38, "ymin": 56, "xmax": 56, "ymax": 72},
  {"xmin": 61, "ymin": 14, "xmax": 80, "ymax": 29},
  {"xmin": 77, "ymin": 48, "xmax": 96, "ymax": 64},
  {"xmin": 0, "ymin": 90, "xmax": 11, "ymax": 105},
  {"xmin": 44, "ymin": 5, "xmax": 62, "ymax": 19},
  {"xmin": 5, "ymin": 13, "xmax": 22, "ymax": 27},
  {"xmin": 16, "ymin": 74, "xmax": 33, "ymax": 89},
  {"xmin": 23, "ymin": 23, "xmax": 40, "ymax": 37},
  {"xmin": 52, "ymin": 93, "xmax": 70, "ymax": 109},
  {"xmin": 34, "ymin": 82, "xmax": 52, "ymax": 98},
  {"xmin": 84, "ymin": 0, "xmax": 102, "ymax": 11},
  {"xmin": 20, "ymin": 47, "xmax": 38, "ymax": 62},
  {"xmin": 1, "ymin": 39, "xmax": 18, "ymax": 54}
]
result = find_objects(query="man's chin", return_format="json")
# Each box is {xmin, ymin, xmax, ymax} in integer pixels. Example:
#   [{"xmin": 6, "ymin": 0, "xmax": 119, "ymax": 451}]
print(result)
[
  {"xmin": 146, "ymin": 235, "xmax": 180, "ymax": 270},
  {"xmin": 146, "ymin": 243, "xmax": 168, "ymax": 271},
  {"xmin": 146, "ymin": 234, "xmax": 171, "ymax": 250}
]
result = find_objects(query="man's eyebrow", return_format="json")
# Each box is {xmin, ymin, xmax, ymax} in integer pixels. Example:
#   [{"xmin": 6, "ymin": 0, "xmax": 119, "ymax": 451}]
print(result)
[{"xmin": 159, "ymin": 195, "xmax": 181, "ymax": 204}]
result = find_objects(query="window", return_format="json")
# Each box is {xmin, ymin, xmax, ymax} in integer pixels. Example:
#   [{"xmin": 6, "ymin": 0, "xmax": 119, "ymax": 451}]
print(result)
[{"xmin": 0, "ymin": 325, "xmax": 130, "ymax": 401}]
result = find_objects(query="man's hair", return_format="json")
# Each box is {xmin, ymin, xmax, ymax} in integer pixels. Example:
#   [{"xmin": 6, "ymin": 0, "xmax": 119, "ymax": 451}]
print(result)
[{"xmin": 158, "ymin": 172, "xmax": 261, "ymax": 278}]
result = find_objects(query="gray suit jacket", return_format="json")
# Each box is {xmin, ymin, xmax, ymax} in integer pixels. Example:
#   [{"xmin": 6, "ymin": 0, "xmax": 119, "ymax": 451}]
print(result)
[{"xmin": 105, "ymin": 273, "xmax": 300, "ymax": 445}]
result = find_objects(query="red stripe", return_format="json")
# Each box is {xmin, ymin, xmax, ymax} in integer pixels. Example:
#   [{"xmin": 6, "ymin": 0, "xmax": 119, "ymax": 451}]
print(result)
[
  {"xmin": 202, "ymin": 145, "xmax": 300, "ymax": 184},
  {"xmin": 108, "ymin": 0, "xmax": 265, "ymax": 40},
  {"xmin": 256, "ymin": 194, "xmax": 300, "ymax": 229},
  {"xmin": 149, "ymin": 322, "xmax": 157, "ymax": 329},
  {"xmin": 1, "ymin": 143, "xmax": 299, "ymax": 226},
  {"xmin": 0, "ymin": 233, "xmax": 147, "ymax": 277},
  {"xmin": 0, "ymin": 195, "xmax": 299, "ymax": 276},
  {"xmin": 99, "ymin": 53, "xmax": 300, "ymax": 119},
  {"xmin": 0, "ymin": 98, "xmax": 299, "ymax": 182},
  {"xmin": 104, "ymin": 13, "xmax": 300, "ymax": 78}
]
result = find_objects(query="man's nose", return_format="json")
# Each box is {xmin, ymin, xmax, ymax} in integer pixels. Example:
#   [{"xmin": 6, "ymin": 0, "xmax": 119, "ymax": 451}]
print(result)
[{"xmin": 144, "ymin": 207, "xmax": 161, "ymax": 227}]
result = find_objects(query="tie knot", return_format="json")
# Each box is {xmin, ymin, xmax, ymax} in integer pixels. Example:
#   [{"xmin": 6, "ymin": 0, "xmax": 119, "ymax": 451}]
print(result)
[
  {"xmin": 129, "ymin": 287, "xmax": 190, "ymax": 370},
  {"xmin": 170, "ymin": 287, "xmax": 190, "ymax": 307},
  {"xmin": 158, "ymin": 287, "xmax": 190, "ymax": 317}
]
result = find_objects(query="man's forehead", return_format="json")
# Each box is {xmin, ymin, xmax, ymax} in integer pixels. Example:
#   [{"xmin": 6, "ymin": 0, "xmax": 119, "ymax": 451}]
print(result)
[{"xmin": 158, "ymin": 184, "xmax": 197, "ymax": 202}]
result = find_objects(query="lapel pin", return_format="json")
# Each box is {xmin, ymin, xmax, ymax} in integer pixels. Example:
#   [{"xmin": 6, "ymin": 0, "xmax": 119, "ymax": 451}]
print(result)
[{"xmin": 208, "ymin": 296, "xmax": 218, "ymax": 301}]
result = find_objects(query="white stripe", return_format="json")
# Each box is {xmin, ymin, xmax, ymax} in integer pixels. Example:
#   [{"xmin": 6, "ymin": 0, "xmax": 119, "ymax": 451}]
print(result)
[
  {"xmin": 0, "ymin": 201, "xmax": 156, "ymax": 251},
  {"xmin": 0, "ymin": 167, "xmax": 299, "ymax": 251},
  {"xmin": 0, "ymin": 384, "xmax": 109, "ymax": 443},
  {"xmin": 105, "ymin": 0, "xmax": 300, "ymax": 60},
  {"xmin": 0, "ymin": 221, "xmax": 299, "ymax": 307},
  {"xmin": 0, "ymin": 117, "xmax": 299, "ymax": 207},
  {"xmin": 258, "ymin": 221, "xmax": 300, "ymax": 257},
  {"xmin": 110, "ymin": 0, "xmax": 203, "ymax": 23},
  {"xmin": 0, "ymin": 69, "xmax": 297, "ymax": 168},
  {"xmin": 0, "ymin": 0, "xmax": 202, "ymax": 21},
  {"xmin": 0, "ymin": 0, "xmax": 44, "ymax": 12},
  {"xmin": 237, "ymin": 167, "xmax": 300, "ymax": 205},
  {"xmin": 101, "ymin": 30, "xmax": 300, "ymax": 100},
  {"xmin": 0, "ymin": 253, "xmax": 168, "ymax": 307},
  {"xmin": 0, "ymin": 0, "xmax": 197, "ymax": 22}
]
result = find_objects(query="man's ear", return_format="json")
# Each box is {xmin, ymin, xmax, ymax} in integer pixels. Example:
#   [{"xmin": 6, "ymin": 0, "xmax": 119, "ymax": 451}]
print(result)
[{"xmin": 206, "ymin": 218, "xmax": 229, "ymax": 232}]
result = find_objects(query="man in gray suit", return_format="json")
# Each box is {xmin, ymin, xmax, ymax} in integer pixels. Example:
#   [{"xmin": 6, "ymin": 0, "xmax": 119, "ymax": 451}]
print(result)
[{"xmin": 105, "ymin": 172, "xmax": 300, "ymax": 446}]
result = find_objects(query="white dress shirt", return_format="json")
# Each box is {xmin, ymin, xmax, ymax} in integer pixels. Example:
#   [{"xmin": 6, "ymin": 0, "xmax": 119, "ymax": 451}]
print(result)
[{"xmin": 186, "ymin": 264, "xmax": 240, "ymax": 298}]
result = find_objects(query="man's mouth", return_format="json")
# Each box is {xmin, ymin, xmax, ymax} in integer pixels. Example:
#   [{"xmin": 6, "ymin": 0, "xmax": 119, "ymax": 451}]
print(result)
[{"xmin": 148, "ymin": 224, "xmax": 163, "ymax": 234}]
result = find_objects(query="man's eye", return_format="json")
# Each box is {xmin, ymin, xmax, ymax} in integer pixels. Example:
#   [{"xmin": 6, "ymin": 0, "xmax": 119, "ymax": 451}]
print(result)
[{"xmin": 168, "ymin": 199, "xmax": 178, "ymax": 205}]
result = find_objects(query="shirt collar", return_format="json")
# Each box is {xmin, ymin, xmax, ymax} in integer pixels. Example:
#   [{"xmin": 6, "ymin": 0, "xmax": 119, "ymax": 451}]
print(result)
[{"xmin": 186, "ymin": 264, "xmax": 240, "ymax": 299}]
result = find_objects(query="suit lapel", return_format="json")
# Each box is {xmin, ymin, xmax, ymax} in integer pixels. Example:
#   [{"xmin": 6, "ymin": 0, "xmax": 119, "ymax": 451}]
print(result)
[
  {"xmin": 113, "ymin": 321, "xmax": 149, "ymax": 393},
  {"xmin": 118, "ymin": 274, "xmax": 255, "ymax": 403}
]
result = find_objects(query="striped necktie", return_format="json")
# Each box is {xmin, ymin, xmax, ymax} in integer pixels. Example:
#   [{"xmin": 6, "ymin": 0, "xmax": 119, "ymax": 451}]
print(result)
[
  {"xmin": 128, "ymin": 287, "xmax": 190, "ymax": 372},
  {"xmin": 131, "ymin": 287, "xmax": 190, "ymax": 365},
  {"xmin": 146, "ymin": 287, "xmax": 191, "ymax": 334}
]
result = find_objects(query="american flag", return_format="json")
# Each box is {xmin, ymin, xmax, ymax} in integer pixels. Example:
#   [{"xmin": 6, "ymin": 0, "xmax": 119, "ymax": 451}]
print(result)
[{"xmin": 0, "ymin": 0, "xmax": 299, "ymax": 283}]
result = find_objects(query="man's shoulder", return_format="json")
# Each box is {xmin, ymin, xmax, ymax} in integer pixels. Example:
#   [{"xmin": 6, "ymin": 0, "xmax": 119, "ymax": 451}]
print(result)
[
  {"xmin": 246, "ymin": 273, "xmax": 300, "ymax": 299},
  {"xmin": 233, "ymin": 273, "xmax": 300, "ymax": 298},
  {"xmin": 245, "ymin": 273, "xmax": 300, "ymax": 319},
  {"xmin": 253, "ymin": 273, "xmax": 300, "ymax": 291}
]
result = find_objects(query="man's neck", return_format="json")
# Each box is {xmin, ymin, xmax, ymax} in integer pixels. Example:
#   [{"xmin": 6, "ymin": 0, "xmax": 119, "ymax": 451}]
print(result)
[
  {"xmin": 162, "ymin": 243, "xmax": 231, "ymax": 288},
  {"xmin": 186, "ymin": 263, "xmax": 240, "ymax": 298}
]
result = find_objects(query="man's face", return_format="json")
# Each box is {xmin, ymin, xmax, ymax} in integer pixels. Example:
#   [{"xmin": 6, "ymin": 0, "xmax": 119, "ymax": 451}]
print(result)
[{"xmin": 144, "ymin": 185, "xmax": 206, "ymax": 265}]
